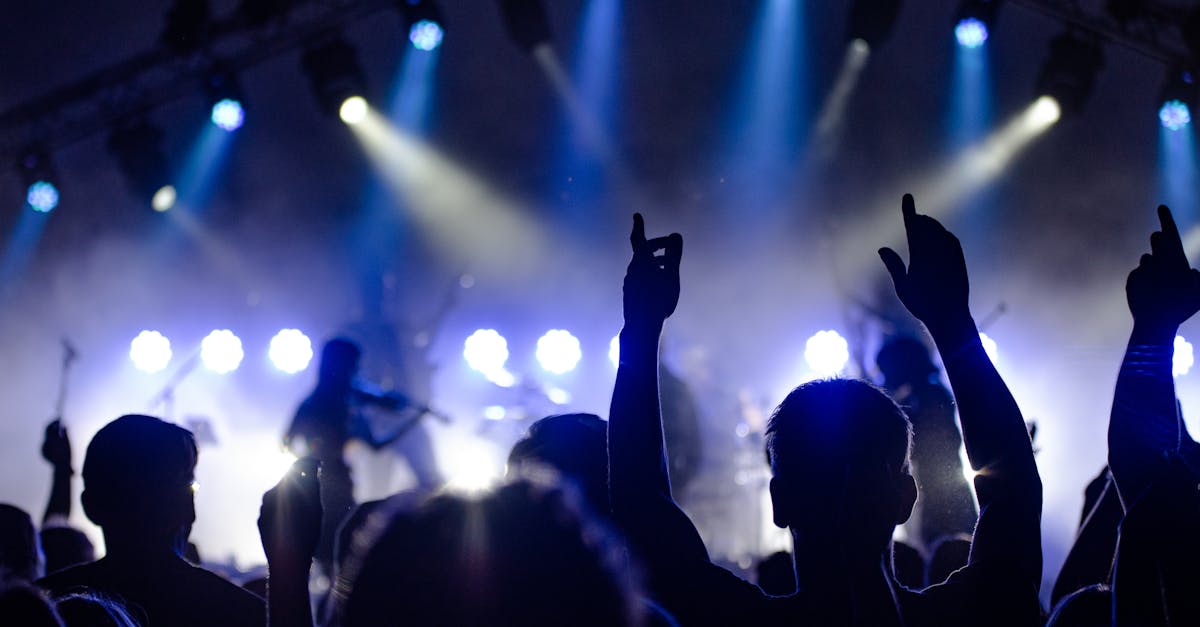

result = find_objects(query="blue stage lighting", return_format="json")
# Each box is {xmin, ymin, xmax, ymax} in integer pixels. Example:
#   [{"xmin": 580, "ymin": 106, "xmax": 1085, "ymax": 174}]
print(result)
[
  {"xmin": 26, "ymin": 181, "xmax": 59, "ymax": 213},
  {"xmin": 409, "ymin": 19, "xmax": 444, "ymax": 51},
  {"xmin": 955, "ymin": 17, "xmax": 988, "ymax": 48},
  {"xmin": 804, "ymin": 330, "xmax": 850, "ymax": 376},
  {"xmin": 210, "ymin": 98, "xmax": 245, "ymax": 131},
  {"xmin": 130, "ymin": 330, "xmax": 173, "ymax": 373},
  {"xmin": 536, "ymin": 329, "xmax": 582, "ymax": 374},
  {"xmin": 201, "ymin": 329, "xmax": 244, "ymax": 374},
  {"xmin": 1161, "ymin": 99, "xmax": 1192, "ymax": 131},
  {"xmin": 269, "ymin": 329, "xmax": 313, "ymax": 374}
]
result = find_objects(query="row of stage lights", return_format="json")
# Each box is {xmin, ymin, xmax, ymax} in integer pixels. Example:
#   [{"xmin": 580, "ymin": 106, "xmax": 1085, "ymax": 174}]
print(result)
[
  {"xmin": 17, "ymin": 0, "xmax": 451, "ymax": 215},
  {"xmin": 127, "ymin": 325, "xmax": 1195, "ymax": 387},
  {"xmin": 17, "ymin": 0, "xmax": 1199, "ymax": 214},
  {"xmin": 950, "ymin": 0, "xmax": 1195, "ymax": 131}
]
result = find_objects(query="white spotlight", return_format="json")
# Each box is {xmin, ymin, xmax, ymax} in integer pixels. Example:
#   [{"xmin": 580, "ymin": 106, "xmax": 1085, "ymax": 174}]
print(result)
[
  {"xmin": 152, "ymin": 185, "xmax": 177, "ymax": 212},
  {"xmin": 339, "ymin": 96, "xmax": 368, "ymax": 125},
  {"xmin": 1175, "ymin": 335, "xmax": 1194, "ymax": 378},
  {"xmin": 269, "ymin": 329, "xmax": 314, "ymax": 374},
  {"xmin": 536, "ymin": 330, "xmax": 582, "ymax": 375},
  {"xmin": 201, "ymin": 329, "xmax": 244, "ymax": 374},
  {"xmin": 804, "ymin": 330, "xmax": 850, "ymax": 376},
  {"xmin": 130, "ymin": 330, "xmax": 173, "ymax": 373},
  {"xmin": 1029, "ymin": 96, "xmax": 1062, "ymax": 127}
]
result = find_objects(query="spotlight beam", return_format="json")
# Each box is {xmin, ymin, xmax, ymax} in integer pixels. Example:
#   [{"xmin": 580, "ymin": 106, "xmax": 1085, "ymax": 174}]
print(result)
[
  {"xmin": 811, "ymin": 40, "xmax": 872, "ymax": 163},
  {"xmin": 832, "ymin": 97, "xmax": 1060, "ymax": 281},
  {"xmin": 348, "ymin": 107, "xmax": 546, "ymax": 274}
]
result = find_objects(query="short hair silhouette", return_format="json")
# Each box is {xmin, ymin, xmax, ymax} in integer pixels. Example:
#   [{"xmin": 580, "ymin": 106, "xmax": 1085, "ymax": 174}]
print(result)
[
  {"xmin": 764, "ymin": 379, "xmax": 915, "ymax": 561},
  {"xmin": 0, "ymin": 504, "xmax": 40, "ymax": 582},
  {"xmin": 80, "ymin": 415, "xmax": 197, "ymax": 535},
  {"xmin": 508, "ymin": 413, "xmax": 609, "ymax": 514},
  {"xmin": 341, "ymin": 478, "xmax": 637, "ymax": 626},
  {"xmin": 766, "ymin": 379, "xmax": 912, "ymax": 478}
]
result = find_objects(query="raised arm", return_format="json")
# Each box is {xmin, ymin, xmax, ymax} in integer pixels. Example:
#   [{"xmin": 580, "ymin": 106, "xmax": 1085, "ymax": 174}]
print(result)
[
  {"xmin": 259, "ymin": 457, "xmax": 322, "ymax": 627},
  {"xmin": 609, "ymin": 213, "xmax": 682, "ymax": 509},
  {"xmin": 1107, "ymin": 205, "xmax": 1200, "ymax": 505},
  {"xmin": 880, "ymin": 194, "xmax": 1042, "ymax": 585},
  {"xmin": 41, "ymin": 419, "xmax": 73, "ymax": 525}
]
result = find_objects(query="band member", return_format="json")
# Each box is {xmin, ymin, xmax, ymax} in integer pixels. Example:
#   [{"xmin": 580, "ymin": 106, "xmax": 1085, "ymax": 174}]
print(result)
[{"xmin": 285, "ymin": 338, "xmax": 433, "ymax": 576}]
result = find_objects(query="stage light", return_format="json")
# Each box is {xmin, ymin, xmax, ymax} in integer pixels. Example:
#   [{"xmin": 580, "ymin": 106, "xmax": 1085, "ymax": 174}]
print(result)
[
  {"xmin": 1159, "ymin": 69, "xmax": 1196, "ymax": 132},
  {"xmin": 339, "ymin": 96, "xmax": 368, "ymax": 125},
  {"xmin": 1175, "ymin": 335, "xmax": 1193, "ymax": 378},
  {"xmin": 300, "ymin": 35, "xmax": 368, "ymax": 117},
  {"xmin": 484, "ymin": 405, "xmax": 507, "ymax": 420},
  {"xmin": 464, "ymin": 329, "xmax": 514, "ymax": 386},
  {"xmin": 201, "ymin": 329, "xmax": 244, "ymax": 374},
  {"xmin": 536, "ymin": 329, "xmax": 582, "ymax": 374},
  {"xmin": 955, "ymin": 18, "xmax": 988, "ymax": 48},
  {"xmin": 130, "ymin": 330, "xmax": 173, "ymax": 373},
  {"xmin": 804, "ymin": 330, "xmax": 850, "ymax": 376},
  {"xmin": 978, "ymin": 332, "xmax": 998, "ymax": 363},
  {"xmin": 1035, "ymin": 32, "xmax": 1104, "ymax": 116},
  {"xmin": 609, "ymin": 335, "xmax": 620, "ymax": 368},
  {"xmin": 1161, "ymin": 100, "xmax": 1192, "ymax": 131},
  {"xmin": 409, "ymin": 19, "xmax": 444, "ymax": 51},
  {"xmin": 269, "ymin": 329, "xmax": 313, "ymax": 374},
  {"xmin": 496, "ymin": 0, "xmax": 552, "ymax": 52},
  {"xmin": 108, "ymin": 121, "xmax": 174, "ymax": 210},
  {"xmin": 210, "ymin": 98, "xmax": 245, "ymax": 131},
  {"xmin": 26, "ymin": 181, "xmax": 59, "ymax": 213},
  {"xmin": 1029, "ymin": 95, "xmax": 1062, "ymax": 126},
  {"xmin": 953, "ymin": 1, "xmax": 999, "ymax": 49},
  {"xmin": 19, "ymin": 151, "xmax": 59, "ymax": 213},
  {"xmin": 152, "ymin": 185, "xmax": 177, "ymax": 212}
]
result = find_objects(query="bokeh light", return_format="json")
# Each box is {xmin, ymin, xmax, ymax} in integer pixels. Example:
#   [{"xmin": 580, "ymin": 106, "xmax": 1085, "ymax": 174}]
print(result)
[
  {"xmin": 201, "ymin": 329, "xmax": 244, "ymax": 374},
  {"xmin": 803, "ymin": 330, "xmax": 850, "ymax": 376},
  {"xmin": 1160, "ymin": 99, "xmax": 1192, "ymax": 131},
  {"xmin": 409, "ymin": 19, "xmax": 445, "ymax": 51},
  {"xmin": 130, "ymin": 330, "xmax": 173, "ymax": 373},
  {"xmin": 268, "ymin": 329, "xmax": 313, "ymax": 374},
  {"xmin": 26, "ymin": 181, "xmax": 59, "ymax": 213},
  {"xmin": 954, "ymin": 17, "xmax": 988, "ymax": 49},
  {"xmin": 210, "ymin": 98, "xmax": 245, "ymax": 131},
  {"xmin": 536, "ymin": 329, "xmax": 582, "ymax": 374}
]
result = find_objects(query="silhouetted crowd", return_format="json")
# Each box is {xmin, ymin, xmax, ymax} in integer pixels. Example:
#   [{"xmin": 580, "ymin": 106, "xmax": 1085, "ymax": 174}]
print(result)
[{"xmin": 4, "ymin": 195, "xmax": 1199, "ymax": 626}]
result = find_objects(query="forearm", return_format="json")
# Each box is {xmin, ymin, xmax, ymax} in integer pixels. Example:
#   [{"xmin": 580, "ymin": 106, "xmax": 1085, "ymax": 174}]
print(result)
[
  {"xmin": 266, "ymin": 564, "xmax": 313, "ymax": 627},
  {"xmin": 43, "ymin": 464, "xmax": 73, "ymax": 524},
  {"xmin": 608, "ymin": 320, "xmax": 671, "ymax": 516},
  {"xmin": 930, "ymin": 316, "xmax": 1039, "ymax": 489},
  {"xmin": 1107, "ymin": 323, "xmax": 1179, "ymax": 506}
]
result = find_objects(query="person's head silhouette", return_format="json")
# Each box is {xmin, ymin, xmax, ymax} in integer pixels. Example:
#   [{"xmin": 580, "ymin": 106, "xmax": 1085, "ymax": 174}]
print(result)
[
  {"xmin": 317, "ymin": 338, "xmax": 361, "ymax": 390},
  {"xmin": 507, "ymin": 413, "xmax": 609, "ymax": 515},
  {"xmin": 0, "ymin": 504, "xmax": 40, "ymax": 581},
  {"xmin": 765, "ymin": 379, "xmax": 916, "ymax": 577},
  {"xmin": 876, "ymin": 336, "xmax": 937, "ymax": 389},
  {"xmin": 80, "ymin": 415, "xmax": 197, "ymax": 556}
]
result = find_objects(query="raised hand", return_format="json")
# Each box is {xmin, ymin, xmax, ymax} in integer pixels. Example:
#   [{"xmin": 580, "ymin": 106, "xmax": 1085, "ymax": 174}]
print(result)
[
  {"xmin": 623, "ymin": 213, "xmax": 683, "ymax": 330},
  {"xmin": 1126, "ymin": 205, "xmax": 1200, "ymax": 333},
  {"xmin": 41, "ymin": 419, "xmax": 72, "ymax": 469},
  {"xmin": 878, "ymin": 194, "xmax": 972, "ymax": 333},
  {"xmin": 258, "ymin": 457, "xmax": 322, "ymax": 569}
]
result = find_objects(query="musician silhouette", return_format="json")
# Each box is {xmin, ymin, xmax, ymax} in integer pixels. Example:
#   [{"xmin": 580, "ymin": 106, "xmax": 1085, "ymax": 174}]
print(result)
[{"xmin": 285, "ymin": 338, "xmax": 441, "ymax": 577}]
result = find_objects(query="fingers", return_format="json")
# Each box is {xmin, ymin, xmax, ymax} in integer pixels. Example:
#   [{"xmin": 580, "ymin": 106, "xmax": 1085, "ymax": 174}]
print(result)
[
  {"xmin": 663, "ymin": 233, "xmax": 683, "ymax": 269},
  {"xmin": 631, "ymin": 213, "xmax": 646, "ymax": 252},
  {"xmin": 901, "ymin": 194, "xmax": 917, "ymax": 253},
  {"xmin": 878, "ymin": 247, "xmax": 907, "ymax": 286},
  {"xmin": 1156, "ymin": 205, "xmax": 1188, "ymax": 267}
]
